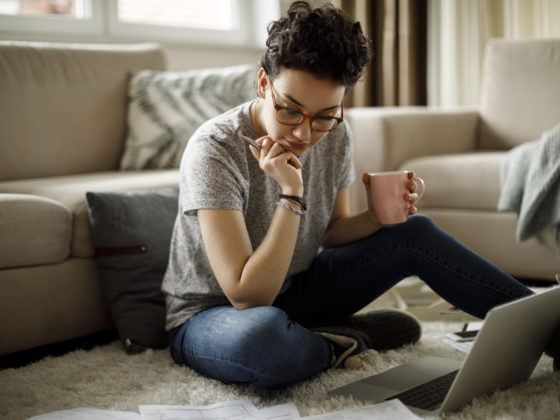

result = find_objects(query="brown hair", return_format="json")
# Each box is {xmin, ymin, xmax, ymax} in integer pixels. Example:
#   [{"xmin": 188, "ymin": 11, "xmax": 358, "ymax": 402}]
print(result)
[{"xmin": 260, "ymin": 1, "xmax": 371, "ymax": 87}]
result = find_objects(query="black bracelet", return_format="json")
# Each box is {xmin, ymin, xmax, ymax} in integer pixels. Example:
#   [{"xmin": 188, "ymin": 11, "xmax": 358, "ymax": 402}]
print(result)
[{"xmin": 278, "ymin": 194, "xmax": 307, "ymax": 211}]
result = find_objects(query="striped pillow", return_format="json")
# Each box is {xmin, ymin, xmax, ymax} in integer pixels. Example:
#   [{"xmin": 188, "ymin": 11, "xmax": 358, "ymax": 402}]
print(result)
[{"xmin": 120, "ymin": 64, "xmax": 257, "ymax": 170}]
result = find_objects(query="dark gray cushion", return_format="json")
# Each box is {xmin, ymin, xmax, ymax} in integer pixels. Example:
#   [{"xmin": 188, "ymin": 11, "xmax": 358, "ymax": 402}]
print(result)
[{"xmin": 85, "ymin": 188, "xmax": 178, "ymax": 354}]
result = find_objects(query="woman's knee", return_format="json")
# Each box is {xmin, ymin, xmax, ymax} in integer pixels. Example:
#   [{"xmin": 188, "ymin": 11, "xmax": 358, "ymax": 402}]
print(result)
[
  {"xmin": 405, "ymin": 214, "xmax": 436, "ymax": 230},
  {"xmin": 230, "ymin": 306, "xmax": 314, "ymax": 356},
  {"xmin": 389, "ymin": 214, "xmax": 440, "ymax": 240},
  {"xmin": 370, "ymin": 214, "xmax": 437, "ymax": 243},
  {"xmin": 181, "ymin": 306, "xmax": 330, "ymax": 389},
  {"xmin": 229, "ymin": 306, "xmax": 292, "ymax": 347},
  {"xmin": 191, "ymin": 306, "xmax": 290, "ymax": 352}
]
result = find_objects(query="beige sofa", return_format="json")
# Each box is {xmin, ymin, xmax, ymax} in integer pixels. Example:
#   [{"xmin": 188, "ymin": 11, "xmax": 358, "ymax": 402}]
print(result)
[
  {"xmin": 0, "ymin": 42, "xmax": 179, "ymax": 356},
  {"xmin": 1, "ymin": 39, "xmax": 558, "ymax": 357},
  {"xmin": 347, "ymin": 38, "xmax": 560, "ymax": 282}
]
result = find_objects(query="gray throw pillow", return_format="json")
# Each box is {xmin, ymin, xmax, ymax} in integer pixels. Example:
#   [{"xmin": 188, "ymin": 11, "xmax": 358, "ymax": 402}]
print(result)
[{"xmin": 86, "ymin": 188, "xmax": 178, "ymax": 354}]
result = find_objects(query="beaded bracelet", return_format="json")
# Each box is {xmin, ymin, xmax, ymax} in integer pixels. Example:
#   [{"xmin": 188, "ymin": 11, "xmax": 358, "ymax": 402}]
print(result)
[
  {"xmin": 278, "ymin": 194, "xmax": 307, "ymax": 211},
  {"xmin": 276, "ymin": 201, "xmax": 306, "ymax": 222}
]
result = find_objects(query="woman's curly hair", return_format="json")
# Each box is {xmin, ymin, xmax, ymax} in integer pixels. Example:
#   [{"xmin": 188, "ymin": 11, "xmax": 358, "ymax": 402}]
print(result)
[{"xmin": 260, "ymin": 1, "xmax": 371, "ymax": 87}]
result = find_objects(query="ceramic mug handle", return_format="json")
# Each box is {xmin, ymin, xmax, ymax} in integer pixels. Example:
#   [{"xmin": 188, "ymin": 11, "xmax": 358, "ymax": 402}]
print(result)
[{"xmin": 410, "ymin": 176, "xmax": 425, "ymax": 204}]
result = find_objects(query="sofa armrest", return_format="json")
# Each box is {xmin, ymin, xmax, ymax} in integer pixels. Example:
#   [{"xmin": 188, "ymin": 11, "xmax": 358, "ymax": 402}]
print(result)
[
  {"xmin": 345, "ymin": 106, "xmax": 479, "ymax": 214},
  {"xmin": 346, "ymin": 106, "xmax": 480, "ymax": 173}
]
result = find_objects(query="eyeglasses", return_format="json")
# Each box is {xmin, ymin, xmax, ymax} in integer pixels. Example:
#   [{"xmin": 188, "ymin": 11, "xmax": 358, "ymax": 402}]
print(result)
[{"xmin": 268, "ymin": 78, "xmax": 343, "ymax": 132}]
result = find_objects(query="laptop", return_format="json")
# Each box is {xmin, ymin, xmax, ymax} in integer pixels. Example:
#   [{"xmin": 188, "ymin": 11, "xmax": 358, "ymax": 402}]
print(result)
[{"xmin": 328, "ymin": 286, "xmax": 560, "ymax": 415}]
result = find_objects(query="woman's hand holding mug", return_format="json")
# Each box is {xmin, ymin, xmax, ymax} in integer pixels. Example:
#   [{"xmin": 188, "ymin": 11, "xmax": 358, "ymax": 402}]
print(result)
[{"xmin": 362, "ymin": 170, "xmax": 425, "ymax": 225}]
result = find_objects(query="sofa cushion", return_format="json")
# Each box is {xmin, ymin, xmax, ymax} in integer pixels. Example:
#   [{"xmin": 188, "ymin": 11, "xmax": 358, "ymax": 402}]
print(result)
[
  {"xmin": 0, "ymin": 170, "xmax": 179, "ymax": 258},
  {"xmin": 0, "ymin": 42, "xmax": 166, "ymax": 181},
  {"xmin": 423, "ymin": 209, "xmax": 560, "ymax": 280},
  {"xmin": 479, "ymin": 38, "xmax": 560, "ymax": 150},
  {"xmin": 0, "ymin": 194, "xmax": 72, "ymax": 269},
  {"xmin": 399, "ymin": 152, "xmax": 505, "ymax": 211},
  {"xmin": 119, "ymin": 64, "xmax": 257, "ymax": 170},
  {"xmin": 86, "ymin": 188, "xmax": 178, "ymax": 354}
]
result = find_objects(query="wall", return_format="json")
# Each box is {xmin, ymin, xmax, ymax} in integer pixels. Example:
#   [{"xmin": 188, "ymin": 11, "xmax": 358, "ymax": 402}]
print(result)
[{"xmin": 163, "ymin": 43, "xmax": 262, "ymax": 71}]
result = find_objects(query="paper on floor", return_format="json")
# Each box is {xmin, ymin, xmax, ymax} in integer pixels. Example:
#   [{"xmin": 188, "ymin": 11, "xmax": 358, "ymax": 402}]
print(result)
[
  {"xmin": 26, "ymin": 398, "xmax": 418, "ymax": 420},
  {"xmin": 140, "ymin": 399, "xmax": 272, "ymax": 420},
  {"xmin": 304, "ymin": 400, "xmax": 421, "ymax": 419},
  {"xmin": 26, "ymin": 407, "xmax": 140, "ymax": 420}
]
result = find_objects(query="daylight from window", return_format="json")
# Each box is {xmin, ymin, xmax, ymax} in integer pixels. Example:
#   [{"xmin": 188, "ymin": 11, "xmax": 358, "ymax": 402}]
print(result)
[
  {"xmin": 0, "ymin": 0, "xmax": 255, "ymax": 45},
  {"xmin": 117, "ymin": 0, "xmax": 234, "ymax": 30},
  {"xmin": 0, "ymin": 0, "xmax": 235, "ymax": 31},
  {"xmin": 0, "ymin": 0, "xmax": 89, "ymax": 19}
]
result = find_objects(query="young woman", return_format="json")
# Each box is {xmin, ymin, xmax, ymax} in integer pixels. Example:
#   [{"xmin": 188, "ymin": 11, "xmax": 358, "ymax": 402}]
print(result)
[{"xmin": 162, "ymin": 1, "xmax": 552, "ymax": 389}]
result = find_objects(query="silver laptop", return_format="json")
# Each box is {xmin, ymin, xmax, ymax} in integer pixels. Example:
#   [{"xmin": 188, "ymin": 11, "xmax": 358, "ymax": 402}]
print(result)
[{"xmin": 328, "ymin": 286, "xmax": 560, "ymax": 415}]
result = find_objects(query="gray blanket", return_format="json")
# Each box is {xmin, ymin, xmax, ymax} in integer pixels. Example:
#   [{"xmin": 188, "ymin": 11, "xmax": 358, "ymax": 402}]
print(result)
[{"xmin": 498, "ymin": 123, "xmax": 560, "ymax": 252}]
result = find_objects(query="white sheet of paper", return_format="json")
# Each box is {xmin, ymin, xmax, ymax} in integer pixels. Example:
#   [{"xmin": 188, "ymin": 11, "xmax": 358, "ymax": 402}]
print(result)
[
  {"xmin": 443, "ymin": 320, "xmax": 484, "ymax": 353},
  {"xmin": 464, "ymin": 321, "xmax": 484, "ymax": 331},
  {"xmin": 303, "ymin": 400, "xmax": 422, "ymax": 420},
  {"xmin": 139, "ymin": 399, "xmax": 264, "ymax": 420},
  {"xmin": 257, "ymin": 402, "xmax": 301, "ymax": 420},
  {"xmin": 443, "ymin": 337, "xmax": 474, "ymax": 354},
  {"xmin": 26, "ymin": 407, "xmax": 140, "ymax": 420}
]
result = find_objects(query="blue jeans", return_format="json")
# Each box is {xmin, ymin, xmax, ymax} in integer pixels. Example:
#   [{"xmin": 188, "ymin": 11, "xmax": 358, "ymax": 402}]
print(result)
[{"xmin": 169, "ymin": 215, "xmax": 533, "ymax": 389}]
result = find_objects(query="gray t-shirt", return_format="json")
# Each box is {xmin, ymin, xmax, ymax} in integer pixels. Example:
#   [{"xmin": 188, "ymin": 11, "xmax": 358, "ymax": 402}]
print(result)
[{"xmin": 162, "ymin": 100, "xmax": 355, "ymax": 331}]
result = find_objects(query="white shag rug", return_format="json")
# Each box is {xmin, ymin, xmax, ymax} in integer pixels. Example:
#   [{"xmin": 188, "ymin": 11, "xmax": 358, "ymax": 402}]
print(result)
[{"xmin": 1, "ymin": 320, "xmax": 559, "ymax": 420}]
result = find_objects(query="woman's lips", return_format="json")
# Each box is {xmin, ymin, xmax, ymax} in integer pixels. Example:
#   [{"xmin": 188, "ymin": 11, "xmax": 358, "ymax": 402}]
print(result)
[{"xmin": 284, "ymin": 140, "xmax": 307, "ymax": 153}]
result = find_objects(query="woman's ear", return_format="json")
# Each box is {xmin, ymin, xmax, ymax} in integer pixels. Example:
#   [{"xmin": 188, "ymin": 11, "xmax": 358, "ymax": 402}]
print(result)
[{"xmin": 257, "ymin": 68, "xmax": 268, "ymax": 98}]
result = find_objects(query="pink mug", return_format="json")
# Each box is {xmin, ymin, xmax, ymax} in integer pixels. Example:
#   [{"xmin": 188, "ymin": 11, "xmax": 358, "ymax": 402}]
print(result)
[{"xmin": 368, "ymin": 171, "xmax": 425, "ymax": 224}]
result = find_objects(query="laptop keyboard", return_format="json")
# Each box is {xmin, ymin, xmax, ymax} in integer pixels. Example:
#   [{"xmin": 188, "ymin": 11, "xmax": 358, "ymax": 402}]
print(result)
[{"xmin": 386, "ymin": 370, "xmax": 459, "ymax": 411}]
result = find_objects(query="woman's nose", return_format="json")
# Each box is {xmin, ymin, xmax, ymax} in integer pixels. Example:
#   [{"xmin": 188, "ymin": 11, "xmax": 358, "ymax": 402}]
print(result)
[{"xmin": 291, "ymin": 116, "xmax": 313, "ymax": 142}]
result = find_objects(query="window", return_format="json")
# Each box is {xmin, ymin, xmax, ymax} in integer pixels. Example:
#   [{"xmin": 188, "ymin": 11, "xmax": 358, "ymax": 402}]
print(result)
[
  {"xmin": 0, "ymin": 0, "xmax": 90, "ymax": 19},
  {"xmin": 116, "ymin": 0, "xmax": 234, "ymax": 31},
  {"xmin": 0, "ymin": 0, "xmax": 275, "ymax": 46},
  {"xmin": 0, "ymin": 0, "xmax": 102, "ymax": 34},
  {"xmin": 108, "ymin": 0, "xmax": 251, "ymax": 45}
]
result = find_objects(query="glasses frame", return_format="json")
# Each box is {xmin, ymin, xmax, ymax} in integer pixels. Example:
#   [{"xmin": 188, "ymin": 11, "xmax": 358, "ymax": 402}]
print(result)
[{"xmin": 268, "ymin": 78, "xmax": 344, "ymax": 132}]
